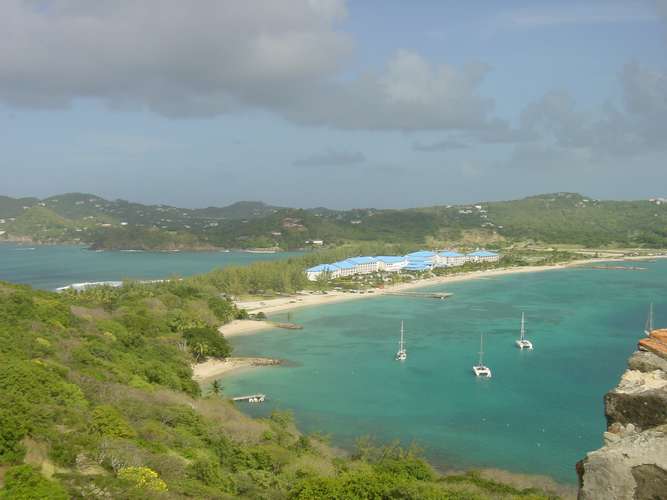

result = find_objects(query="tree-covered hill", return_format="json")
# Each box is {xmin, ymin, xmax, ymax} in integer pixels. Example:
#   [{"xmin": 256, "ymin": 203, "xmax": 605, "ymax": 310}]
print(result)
[
  {"xmin": 1, "ymin": 191, "xmax": 666, "ymax": 250},
  {"xmin": 0, "ymin": 279, "xmax": 558, "ymax": 498},
  {"xmin": 0, "ymin": 195, "xmax": 39, "ymax": 218}
]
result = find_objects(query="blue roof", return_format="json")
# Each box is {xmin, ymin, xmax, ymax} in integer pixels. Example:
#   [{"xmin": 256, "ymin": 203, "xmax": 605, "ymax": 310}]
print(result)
[
  {"xmin": 332, "ymin": 260, "xmax": 356, "ymax": 270},
  {"xmin": 375, "ymin": 256, "xmax": 406, "ymax": 263},
  {"xmin": 468, "ymin": 250, "xmax": 499, "ymax": 257},
  {"xmin": 438, "ymin": 250, "xmax": 464, "ymax": 257},
  {"xmin": 306, "ymin": 264, "xmax": 340, "ymax": 273},
  {"xmin": 345, "ymin": 256, "xmax": 377, "ymax": 265},
  {"xmin": 406, "ymin": 256, "xmax": 436, "ymax": 263},
  {"xmin": 406, "ymin": 251, "xmax": 436, "ymax": 258}
]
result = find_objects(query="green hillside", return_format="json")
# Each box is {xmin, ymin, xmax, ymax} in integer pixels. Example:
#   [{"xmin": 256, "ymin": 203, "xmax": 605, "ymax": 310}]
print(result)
[
  {"xmin": 1, "ymin": 191, "xmax": 666, "ymax": 250},
  {"xmin": 0, "ymin": 279, "xmax": 556, "ymax": 499},
  {"xmin": 485, "ymin": 193, "xmax": 667, "ymax": 247},
  {"xmin": 0, "ymin": 195, "xmax": 38, "ymax": 218}
]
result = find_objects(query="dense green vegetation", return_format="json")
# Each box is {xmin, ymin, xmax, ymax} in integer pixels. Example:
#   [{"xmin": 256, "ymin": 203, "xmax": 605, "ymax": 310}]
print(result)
[
  {"xmin": 0, "ymin": 195, "xmax": 39, "ymax": 218},
  {"xmin": 2, "ymin": 191, "xmax": 666, "ymax": 250},
  {"xmin": 0, "ymin": 279, "xmax": 558, "ymax": 498}
]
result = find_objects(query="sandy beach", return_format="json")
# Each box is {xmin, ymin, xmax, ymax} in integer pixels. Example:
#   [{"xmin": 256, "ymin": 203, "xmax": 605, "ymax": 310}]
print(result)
[
  {"xmin": 222, "ymin": 255, "xmax": 666, "ymax": 338},
  {"xmin": 198, "ymin": 254, "xmax": 665, "ymax": 382},
  {"xmin": 192, "ymin": 356, "xmax": 281, "ymax": 383}
]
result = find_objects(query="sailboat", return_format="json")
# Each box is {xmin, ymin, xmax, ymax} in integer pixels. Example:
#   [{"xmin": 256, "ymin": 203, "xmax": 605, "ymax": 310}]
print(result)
[
  {"xmin": 472, "ymin": 334, "xmax": 492, "ymax": 377},
  {"xmin": 644, "ymin": 303, "xmax": 654, "ymax": 336},
  {"xmin": 515, "ymin": 312, "xmax": 533, "ymax": 350},
  {"xmin": 395, "ymin": 320, "xmax": 407, "ymax": 361}
]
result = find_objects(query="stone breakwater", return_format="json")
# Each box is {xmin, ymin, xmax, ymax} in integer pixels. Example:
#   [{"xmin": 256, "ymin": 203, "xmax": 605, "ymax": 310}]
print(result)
[{"xmin": 577, "ymin": 333, "xmax": 667, "ymax": 499}]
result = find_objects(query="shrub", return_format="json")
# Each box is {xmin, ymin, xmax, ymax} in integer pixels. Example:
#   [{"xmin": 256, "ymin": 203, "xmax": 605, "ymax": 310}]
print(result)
[
  {"xmin": 0, "ymin": 410, "xmax": 27, "ymax": 464},
  {"xmin": 117, "ymin": 466, "xmax": 168, "ymax": 492},
  {"xmin": 90, "ymin": 405, "xmax": 136, "ymax": 439},
  {"xmin": 182, "ymin": 326, "xmax": 231, "ymax": 361},
  {"xmin": 207, "ymin": 296, "xmax": 236, "ymax": 322},
  {"xmin": 0, "ymin": 465, "xmax": 69, "ymax": 499},
  {"xmin": 187, "ymin": 457, "xmax": 236, "ymax": 492}
]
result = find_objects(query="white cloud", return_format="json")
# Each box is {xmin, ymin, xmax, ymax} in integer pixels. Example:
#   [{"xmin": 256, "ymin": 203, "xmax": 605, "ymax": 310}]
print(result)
[
  {"xmin": 508, "ymin": 59, "xmax": 667, "ymax": 161},
  {"xmin": 0, "ymin": 0, "xmax": 353, "ymax": 115},
  {"xmin": 284, "ymin": 50, "xmax": 496, "ymax": 130},
  {"xmin": 0, "ymin": 1, "xmax": 501, "ymax": 132}
]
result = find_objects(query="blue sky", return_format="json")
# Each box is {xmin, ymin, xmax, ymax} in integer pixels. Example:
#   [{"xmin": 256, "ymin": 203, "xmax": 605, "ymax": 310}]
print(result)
[{"xmin": 1, "ymin": 0, "xmax": 666, "ymax": 208}]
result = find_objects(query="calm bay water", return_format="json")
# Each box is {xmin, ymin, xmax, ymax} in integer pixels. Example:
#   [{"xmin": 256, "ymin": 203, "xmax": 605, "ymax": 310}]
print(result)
[
  {"xmin": 3, "ymin": 243, "xmax": 664, "ymax": 483},
  {"xmin": 224, "ymin": 261, "xmax": 667, "ymax": 484},
  {"xmin": 0, "ymin": 243, "xmax": 300, "ymax": 290}
]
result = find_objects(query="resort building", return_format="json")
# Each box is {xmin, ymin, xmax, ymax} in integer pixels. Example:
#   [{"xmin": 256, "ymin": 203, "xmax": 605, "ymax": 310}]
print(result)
[
  {"xmin": 466, "ymin": 250, "xmax": 500, "ymax": 263},
  {"xmin": 344, "ymin": 256, "xmax": 380, "ymax": 275},
  {"xmin": 375, "ymin": 256, "xmax": 408, "ymax": 272},
  {"xmin": 331, "ymin": 260, "xmax": 357, "ymax": 277},
  {"xmin": 405, "ymin": 251, "xmax": 438, "ymax": 270},
  {"xmin": 403, "ymin": 261, "xmax": 432, "ymax": 272},
  {"xmin": 305, "ymin": 263, "xmax": 341, "ymax": 281},
  {"xmin": 406, "ymin": 251, "xmax": 437, "ymax": 265},
  {"xmin": 438, "ymin": 250, "xmax": 467, "ymax": 267},
  {"xmin": 306, "ymin": 249, "xmax": 500, "ymax": 280}
]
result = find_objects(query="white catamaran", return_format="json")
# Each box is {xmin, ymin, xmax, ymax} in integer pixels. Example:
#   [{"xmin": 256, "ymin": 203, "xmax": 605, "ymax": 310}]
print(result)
[
  {"xmin": 516, "ymin": 312, "xmax": 533, "ymax": 350},
  {"xmin": 472, "ymin": 334, "xmax": 492, "ymax": 377},
  {"xmin": 644, "ymin": 303, "xmax": 654, "ymax": 336},
  {"xmin": 395, "ymin": 320, "xmax": 407, "ymax": 361}
]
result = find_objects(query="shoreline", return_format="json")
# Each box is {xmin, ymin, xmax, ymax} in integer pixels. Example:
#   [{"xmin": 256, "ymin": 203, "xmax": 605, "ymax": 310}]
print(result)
[
  {"xmin": 196, "ymin": 256, "xmax": 663, "ymax": 496},
  {"xmin": 221, "ymin": 254, "xmax": 666, "ymax": 338},
  {"xmin": 192, "ymin": 356, "xmax": 281, "ymax": 383}
]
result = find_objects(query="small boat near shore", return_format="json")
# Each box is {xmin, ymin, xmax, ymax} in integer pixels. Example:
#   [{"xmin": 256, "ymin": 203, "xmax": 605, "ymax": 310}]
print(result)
[
  {"xmin": 473, "ymin": 334, "xmax": 492, "ymax": 377},
  {"xmin": 516, "ymin": 312, "xmax": 533, "ymax": 350}
]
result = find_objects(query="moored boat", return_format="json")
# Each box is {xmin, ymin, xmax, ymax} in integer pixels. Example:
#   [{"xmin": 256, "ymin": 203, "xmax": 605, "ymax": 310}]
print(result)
[
  {"xmin": 395, "ymin": 320, "xmax": 407, "ymax": 361},
  {"xmin": 473, "ymin": 334, "xmax": 492, "ymax": 377},
  {"xmin": 516, "ymin": 312, "xmax": 533, "ymax": 350}
]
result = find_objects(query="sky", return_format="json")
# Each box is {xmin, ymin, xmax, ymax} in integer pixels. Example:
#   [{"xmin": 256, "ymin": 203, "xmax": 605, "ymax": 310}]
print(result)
[{"xmin": 0, "ymin": 0, "xmax": 666, "ymax": 209}]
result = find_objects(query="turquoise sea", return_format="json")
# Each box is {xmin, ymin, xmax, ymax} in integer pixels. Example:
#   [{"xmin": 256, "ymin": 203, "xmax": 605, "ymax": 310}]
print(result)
[
  {"xmin": 0, "ymin": 243, "xmax": 300, "ymax": 290},
  {"xmin": 2, "ymin": 243, "xmax": 664, "ymax": 484},
  {"xmin": 223, "ymin": 261, "xmax": 667, "ymax": 484}
]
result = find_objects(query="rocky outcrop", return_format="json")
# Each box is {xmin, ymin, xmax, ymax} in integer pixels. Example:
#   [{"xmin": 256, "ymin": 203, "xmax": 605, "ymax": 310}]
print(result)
[{"xmin": 578, "ymin": 344, "xmax": 667, "ymax": 500}]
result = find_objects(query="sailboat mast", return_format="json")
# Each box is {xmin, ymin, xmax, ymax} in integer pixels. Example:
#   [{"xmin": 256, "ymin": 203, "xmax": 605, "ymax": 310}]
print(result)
[
  {"xmin": 650, "ymin": 303, "xmax": 654, "ymax": 332},
  {"xmin": 400, "ymin": 321, "xmax": 404, "ymax": 351},
  {"xmin": 480, "ymin": 335, "xmax": 484, "ymax": 365},
  {"xmin": 645, "ymin": 303, "xmax": 654, "ymax": 335},
  {"xmin": 520, "ymin": 313, "xmax": 525, "ymax": 341}
]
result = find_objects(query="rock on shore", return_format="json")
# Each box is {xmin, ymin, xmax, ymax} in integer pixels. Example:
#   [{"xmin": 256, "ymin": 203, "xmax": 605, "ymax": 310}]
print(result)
[{"xmin": 577, "ymin": 349, "xmax": 667, "ymax": 499}]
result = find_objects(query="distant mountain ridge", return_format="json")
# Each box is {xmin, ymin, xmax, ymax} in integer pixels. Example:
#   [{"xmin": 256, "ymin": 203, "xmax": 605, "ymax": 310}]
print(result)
[{"xmin": 1, "ymin": 191, "xmax": 666, "ymax": 250}]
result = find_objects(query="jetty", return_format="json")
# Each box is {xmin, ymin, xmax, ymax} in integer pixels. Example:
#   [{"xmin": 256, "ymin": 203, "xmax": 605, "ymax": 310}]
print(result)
[
  {"xmin": 232, "ymin": 394, "xmax": 266, "ymax": 403},
  {"xmin": 383, "ymin": 291, "xmax": 453, "ymax": 300},
  {"xmin": 589, "ymin": 265, "xmax": 647, "ymax": 271},
  {"xmin": 271, "ymin": 322, "xmax": 303, "ymax": 330}
]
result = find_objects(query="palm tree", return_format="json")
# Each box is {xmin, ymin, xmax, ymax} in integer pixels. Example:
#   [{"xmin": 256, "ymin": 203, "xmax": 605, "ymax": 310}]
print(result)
[
  {"xmin": 193, "ymin": 342, "xmax": 208, "ymax": 362},
  {"xmin": 210, "ymin": 380, "xmax": 223, "ymax": 396}
]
